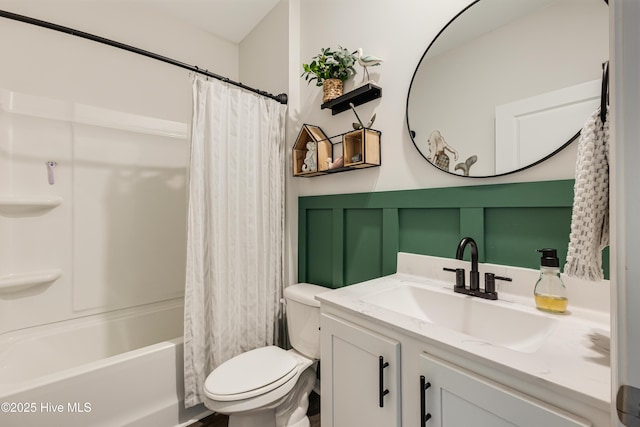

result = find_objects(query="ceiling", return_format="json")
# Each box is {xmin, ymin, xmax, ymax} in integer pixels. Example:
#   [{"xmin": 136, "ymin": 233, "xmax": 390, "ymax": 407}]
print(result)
[{"xmin": 148, "ymin": 0, "xmax": 281, "ymax": 44}]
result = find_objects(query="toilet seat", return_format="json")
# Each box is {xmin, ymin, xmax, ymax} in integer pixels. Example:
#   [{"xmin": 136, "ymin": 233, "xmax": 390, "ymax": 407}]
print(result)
[{"xmin": 204, "ymin": 346, "xmax": 299, "ymax": 402}]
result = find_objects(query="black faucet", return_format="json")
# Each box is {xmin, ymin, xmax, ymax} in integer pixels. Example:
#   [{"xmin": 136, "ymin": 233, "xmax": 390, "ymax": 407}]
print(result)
[
  {"xmin": 443, "ymin": 237, "xmax": 511, "ymax": 300},
  {"xmin": 456, "ymin": 237, "xmax": 479, "ymax": 291}
]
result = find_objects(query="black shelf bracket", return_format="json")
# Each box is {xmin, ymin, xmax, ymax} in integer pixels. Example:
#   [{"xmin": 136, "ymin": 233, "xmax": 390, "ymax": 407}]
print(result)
[{"xmin": 321, "ymin": 83, "xmax": 382, "ymax": 115}]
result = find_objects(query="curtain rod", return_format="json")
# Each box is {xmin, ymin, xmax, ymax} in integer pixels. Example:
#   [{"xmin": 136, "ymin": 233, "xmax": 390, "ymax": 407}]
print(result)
[{"xmin": 0, "ymin": 9, "xmax": 288, "ymax": 105}]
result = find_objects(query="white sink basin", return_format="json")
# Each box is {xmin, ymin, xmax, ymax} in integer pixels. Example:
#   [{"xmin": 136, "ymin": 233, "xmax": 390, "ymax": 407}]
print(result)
[{"xmin": 361, "ymin": 282, "xmax": 558, "ymax": 353}]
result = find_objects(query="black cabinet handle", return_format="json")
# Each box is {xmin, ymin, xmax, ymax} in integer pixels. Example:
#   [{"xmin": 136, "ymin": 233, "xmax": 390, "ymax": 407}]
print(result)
[
  {"xmin": 420, "ymin": 375, "xmax": 432, "ymax": 425},
  {"xmin": 379, "ymin": 356, "xmax": 390, "ymax": 407}
]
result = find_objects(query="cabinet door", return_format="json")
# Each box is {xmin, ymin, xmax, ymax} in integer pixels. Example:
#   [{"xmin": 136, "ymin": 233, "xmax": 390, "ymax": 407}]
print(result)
[
  {"xmin": 417, "ymin": 353, "xmax": 591, "ymax": 427},
  {"xmin": 321, "ymin": 313, "xmax": 401, "ymax": 427}
]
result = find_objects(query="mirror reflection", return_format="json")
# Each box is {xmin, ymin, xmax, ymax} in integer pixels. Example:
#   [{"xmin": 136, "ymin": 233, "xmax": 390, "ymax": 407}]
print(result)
[{"xmin": 406, "ymin": 0, "xmax": 608, "ymax": 177}]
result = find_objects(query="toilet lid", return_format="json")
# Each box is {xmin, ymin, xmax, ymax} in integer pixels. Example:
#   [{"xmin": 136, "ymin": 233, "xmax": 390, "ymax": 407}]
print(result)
[{"xmin": 204, "ymin": 346, "xmax": 298, "ymax": 400}]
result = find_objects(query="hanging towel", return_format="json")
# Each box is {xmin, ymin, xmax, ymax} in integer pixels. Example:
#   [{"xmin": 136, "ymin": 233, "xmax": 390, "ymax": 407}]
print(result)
[{"xmin": 564, "ymin": 107, "xmax": 609, "ymax": 281}]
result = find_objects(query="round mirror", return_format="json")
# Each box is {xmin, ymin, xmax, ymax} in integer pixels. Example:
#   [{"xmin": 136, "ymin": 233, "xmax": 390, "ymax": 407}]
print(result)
[{"xmin": 406, "ymin": 0, "xmax": 608, "ymax": 177}]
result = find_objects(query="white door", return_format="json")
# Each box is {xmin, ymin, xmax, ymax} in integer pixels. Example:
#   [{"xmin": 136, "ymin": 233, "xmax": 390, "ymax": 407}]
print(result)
[
  {"xmin": 320, "ymin": 313, "xmax": 401, "ymax": 427},
  {"xmin": 495, "ymin": 80, "xmax": 600, "ymax": 174},
  {"xmin": 612, "ymin": 1, "xmax": 640, "ymax": 426}
]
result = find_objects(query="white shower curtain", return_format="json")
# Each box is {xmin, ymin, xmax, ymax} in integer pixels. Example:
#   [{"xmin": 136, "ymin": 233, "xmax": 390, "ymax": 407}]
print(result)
[{"xmin": 183, "ymin": 76, "xmax": 287, "ymax": 408}]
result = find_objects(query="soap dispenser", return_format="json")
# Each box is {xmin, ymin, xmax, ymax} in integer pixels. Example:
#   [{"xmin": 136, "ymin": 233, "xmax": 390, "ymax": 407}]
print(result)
[{"xmin": 534, "ymin": 248, "xmax": 568, "ymax": 313}]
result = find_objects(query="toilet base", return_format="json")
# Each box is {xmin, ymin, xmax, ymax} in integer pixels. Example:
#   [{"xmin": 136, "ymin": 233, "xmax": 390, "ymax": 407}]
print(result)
[
  {"xmin": 224, "ymin": 367, "xmax": 316, "ymax": 427},
  {"xmin": 275, "ymin": 367, "xmax": 316, "ymax": 427}
]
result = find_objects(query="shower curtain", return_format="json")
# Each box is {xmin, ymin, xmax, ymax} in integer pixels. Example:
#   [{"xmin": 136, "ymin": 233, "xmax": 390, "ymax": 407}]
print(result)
[{"xmin": 183, "ymin": 76, "xmax": 287, "ymax": 408}]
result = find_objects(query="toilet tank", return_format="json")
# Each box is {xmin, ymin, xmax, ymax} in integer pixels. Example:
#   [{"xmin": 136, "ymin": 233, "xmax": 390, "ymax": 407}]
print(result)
[{"xmin": 284, "ymin": 283, "xmax": 327, "ymax": 359}]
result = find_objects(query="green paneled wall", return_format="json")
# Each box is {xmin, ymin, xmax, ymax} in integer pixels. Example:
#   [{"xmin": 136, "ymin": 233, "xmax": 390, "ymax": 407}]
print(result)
[
  {"xmin": 298, "ymin": 180, "xmax": 609, "ymax": 288},
  {"xmin": 305, "ymin": 209, "xmax": 333, "ymax": 286},
  {"xmin": 484, "ymin": 207, "xmax": 573, "ymax": 270},
  {"xmin": 344, "ymin": 209, "xmax": 383, "ymax": 285},
  {"xmin": 398, "ymin": 208, "xmax": 460, "ymax": 258}
]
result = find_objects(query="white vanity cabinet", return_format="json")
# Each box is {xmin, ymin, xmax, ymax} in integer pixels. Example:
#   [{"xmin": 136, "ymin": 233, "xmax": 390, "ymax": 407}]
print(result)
[
  {"xmin": 316, "ymin": 255, "xmax": 610, "ymax": 427},
  {"xmin": 320, "ymin": 313, "xmax": 401, "ymax": 427},
  {"xmin": 320, "ymin": 308, "xmax": 606, "ymax": 427},
  {"xmin": 414, "ymin": 352, "xmax": 591, "ymax": 427}
]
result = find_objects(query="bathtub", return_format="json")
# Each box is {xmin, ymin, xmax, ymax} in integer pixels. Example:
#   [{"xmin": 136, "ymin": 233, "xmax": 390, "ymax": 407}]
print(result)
[{"xmin": 0, "ymin": 299, "xmax": 210, "ymax": 426}]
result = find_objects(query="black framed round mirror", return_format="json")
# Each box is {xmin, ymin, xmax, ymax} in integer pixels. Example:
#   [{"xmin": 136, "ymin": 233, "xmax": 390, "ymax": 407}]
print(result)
[{"xmin": 406, "ymin": 0, "xmax": 608, "ymax": 177}]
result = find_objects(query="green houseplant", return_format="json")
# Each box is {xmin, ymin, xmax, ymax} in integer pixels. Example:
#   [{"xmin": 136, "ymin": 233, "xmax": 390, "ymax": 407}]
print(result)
[{"xmin": 301, "ymin": 46, "xmax": 357, "ymax": 102}]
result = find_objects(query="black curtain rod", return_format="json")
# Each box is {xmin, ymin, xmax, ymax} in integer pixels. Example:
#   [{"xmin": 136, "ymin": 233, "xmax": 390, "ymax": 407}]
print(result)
[{"xmin": 0, "ymin": 9, "xmax": 288, "ymax": 105}]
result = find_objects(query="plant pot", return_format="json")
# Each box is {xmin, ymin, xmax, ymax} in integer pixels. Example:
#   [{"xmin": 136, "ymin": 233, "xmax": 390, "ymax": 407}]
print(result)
[{"xmin": 323, "ymin": 79, "xmax": 343, "ymax": 103}]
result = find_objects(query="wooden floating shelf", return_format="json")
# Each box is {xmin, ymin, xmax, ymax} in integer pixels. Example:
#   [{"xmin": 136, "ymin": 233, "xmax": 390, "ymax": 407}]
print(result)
[
  {"xmin": 0, "ymin": 195, "xmax": 62, "ymax": 216},
  {"xmin": 321, "ymin": 83, "xmax": 382, "ymax": 115},
  {"xmin": 292, "ymin": 125, "xmax": 381, "ymax": 177},
  {"xmin": 293, "ymin": 124, "xmax": 332, "ymax": 177},
  {"xmin": 343, "ymin": 129, "xmax": 381, "ymax": 168},
  {"xmin": 0, "ymin": 269, "xmax": 62, "ymax": 294}
]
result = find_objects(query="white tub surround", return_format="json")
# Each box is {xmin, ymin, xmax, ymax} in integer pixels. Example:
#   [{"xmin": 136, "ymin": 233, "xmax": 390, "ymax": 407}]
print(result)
[
  {"xmin": 0, "ymin": 88, "xmax": 189, "ymax": 334},
  {"xmin": 0, "ymin": 195, "xmax": 62, "ymax": 216},
  {"xmin": 0, "ymin": 300, "xmax": 209, "ymax": 427},
  {"xmin": 0, "ymin": 269, "xmax": 62, "ymax": 294},
  {"xmin": 318, "ymin": 252, "xmax": 610, "ymax": 426}
]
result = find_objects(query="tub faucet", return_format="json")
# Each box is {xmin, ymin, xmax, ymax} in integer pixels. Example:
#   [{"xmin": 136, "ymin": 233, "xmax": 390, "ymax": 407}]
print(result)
[{"xmin": 456, "ymin": 237, "xmax": 479, "ymax": 291}]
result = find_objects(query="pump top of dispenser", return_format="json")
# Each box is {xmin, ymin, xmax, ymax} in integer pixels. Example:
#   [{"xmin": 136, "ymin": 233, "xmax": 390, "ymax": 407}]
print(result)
[{"xmin": 538, "ymin": 248, "xmax": 559, "ymax": 267}]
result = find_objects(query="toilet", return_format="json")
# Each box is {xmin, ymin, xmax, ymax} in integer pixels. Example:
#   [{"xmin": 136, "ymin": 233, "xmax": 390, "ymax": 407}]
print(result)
[{"xmin": 202, "ymin": 283, "xmax": 327, "ymax": 427}]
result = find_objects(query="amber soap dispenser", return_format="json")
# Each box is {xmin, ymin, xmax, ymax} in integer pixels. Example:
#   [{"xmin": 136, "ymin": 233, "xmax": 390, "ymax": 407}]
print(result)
[{"xmin": 534, "ymin": 248, "xmax": 568, "ymax": 313}]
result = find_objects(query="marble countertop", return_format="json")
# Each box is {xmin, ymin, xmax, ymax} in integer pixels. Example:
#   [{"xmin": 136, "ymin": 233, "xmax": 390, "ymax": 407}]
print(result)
[{"xmin": 316, "ymin": 253, "xmax": 611, "ymax": 411}]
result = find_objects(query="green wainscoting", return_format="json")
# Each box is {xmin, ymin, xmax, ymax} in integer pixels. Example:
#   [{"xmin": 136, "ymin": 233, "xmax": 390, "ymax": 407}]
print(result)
[{"xmin": 298, "ymin": 179, "xmax": 609, "ymax": 288}]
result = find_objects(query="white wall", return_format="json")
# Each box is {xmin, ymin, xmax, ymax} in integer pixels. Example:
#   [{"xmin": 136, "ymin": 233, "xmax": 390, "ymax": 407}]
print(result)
[
  {"xmin": 240, "ymin": 0, "xmax": 289, "ymax": 96},
  {"xmin": 0, "ymin": 1, "xmax": 238, "ymax": 123},
  {"xmin": 292, "ymin": 0, "xmax": 596, "ymax": 196},
  {"xmin": 0, "ymin": 1, "xmax": 239, "ymax": 334},
  {"xmin": 240, "ymin": 0, "xmax": 301, "ymax": 288}
]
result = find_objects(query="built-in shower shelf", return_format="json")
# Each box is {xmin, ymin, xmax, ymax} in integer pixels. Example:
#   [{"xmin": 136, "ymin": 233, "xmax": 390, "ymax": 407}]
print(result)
[
  {"xmin": 0, "ymin": 269, "xmax": 62, "ymax": 294},
  {"xmin": 0, "ymin": 196, "xmax": 62, "ymax": 215}
]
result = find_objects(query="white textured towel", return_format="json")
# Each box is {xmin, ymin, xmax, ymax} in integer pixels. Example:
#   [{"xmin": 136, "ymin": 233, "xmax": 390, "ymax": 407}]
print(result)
[{"xmin": 564, "ymin": 107, "xmax": 609, "ymax": 281}]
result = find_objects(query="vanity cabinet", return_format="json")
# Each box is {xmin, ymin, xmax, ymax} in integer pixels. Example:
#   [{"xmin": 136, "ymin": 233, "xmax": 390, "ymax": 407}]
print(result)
[
  {"xmin": 415, "ymin": 353, "xmax": 590, "ymax": 427},
  {"xmin": 320, "ymin": 307, "xmax": 606, "ymax": 427},
  {"xmin": 320, "ymin": 313, "xmax": 401, "ymax": 427}
]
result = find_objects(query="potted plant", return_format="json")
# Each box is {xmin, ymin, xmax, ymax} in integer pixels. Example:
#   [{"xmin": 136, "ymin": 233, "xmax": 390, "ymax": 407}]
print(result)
[{"xmin": 301, "ymin": 46, "xmax": 357, "ymax": 103}]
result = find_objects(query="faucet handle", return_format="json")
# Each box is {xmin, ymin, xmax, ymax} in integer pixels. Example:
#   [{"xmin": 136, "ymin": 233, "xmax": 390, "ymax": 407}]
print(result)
[
  {"xmin": 484, "ymin": 273, "xmax": 512, "ymax": 294},
  {"xmin": 484, "ymin": 273, "xmax": 496, "ymax": 294},
  {"xmin": 443, "ymin": 267, "xmax": 466, "ymax": 289}
]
